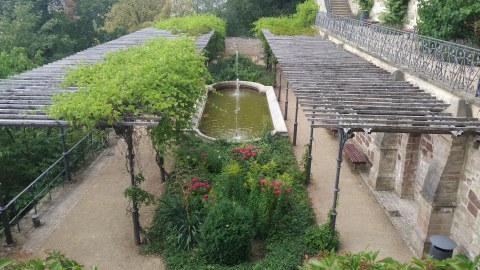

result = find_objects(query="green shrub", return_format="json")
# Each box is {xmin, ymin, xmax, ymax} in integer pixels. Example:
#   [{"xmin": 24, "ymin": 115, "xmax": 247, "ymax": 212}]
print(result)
[
  {"xmin": 154, "ymin": 14, "xmax": 226, "ymax": 59},
  {"xmin": 144, "ymin": 135, "xmax": 318, "ymax": 269},
  {"xmin": 200, "ymin": 200, "xmax": 254, "ymax": 265},
  {"xmin": 303, "ymin": 251, "xmax": 480, "ymax": 270},
  {"xmin": 356, "ymin": 0, "xmax": 373, "ymax": 12},
  {"xmin": 304, "ymin": 223, "xmax": 340, "ymax": 252},
  {"xmin": 381, "ymin": 0, "xmax": 409, "ymax": 26},
  {"xmin": 253, "ymin": 0, "xmax": 318, "ymax": 37},
  {"xmin": 417, "ymin": 0, "xmax": 480, "ymax": 46},
  {"xmin": 148, "ymin": 191, "xmax": 204, "ymax": 251},
  {"xmin": 208, "ymin": 53, "xmax": 273, "ymax": 85},
  {"xmin": 0, "ymin": 251, "xmax": 96, "ymax": 270},
  {"xmin": 216, "ymin": 162, "xmax": 248, "ymax": 204}
]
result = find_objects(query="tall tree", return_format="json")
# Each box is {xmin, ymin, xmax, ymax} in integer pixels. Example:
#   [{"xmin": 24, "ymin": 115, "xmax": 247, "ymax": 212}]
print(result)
[
  {"xmin": 221, "ymin": 0, "xmax": 305, "ymax": 36},
  {"xmin": 104, "ymin": 0, "xmax": 169, "ymax": 32}
]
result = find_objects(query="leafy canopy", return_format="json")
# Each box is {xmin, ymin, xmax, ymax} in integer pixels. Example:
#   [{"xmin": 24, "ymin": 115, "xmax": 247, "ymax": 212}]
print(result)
[
  {"xmin": 417, "ymin": 0, "xmax": 480, "ymax": 46},
  {"xmin": 103, "ymin": 0, "xmax": 170, "ymax": 32},
  {"xmin": 154, "ymin": 14, "xmax": 226, "ymax": 59},
  {"xmin": 154, "ymin": 13, "xmax": 226, "ymax": 40},
  {"xmin": 49, "ymin": 36, "xmax": 209, "ymax": 128},
  {"xmin": 253, "ymin": 0, "xmax": 318, "ymax": 37}
]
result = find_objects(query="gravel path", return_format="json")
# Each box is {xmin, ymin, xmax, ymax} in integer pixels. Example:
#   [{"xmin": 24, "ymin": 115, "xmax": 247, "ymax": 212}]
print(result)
[{"xmin": 19, "ymin": 130, "xmax": 165, "ymax": 269}]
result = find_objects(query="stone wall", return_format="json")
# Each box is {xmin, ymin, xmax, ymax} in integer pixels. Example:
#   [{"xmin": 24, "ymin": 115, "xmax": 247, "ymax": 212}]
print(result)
[
  {"xmin": 451, "ymin": 140, "xmax": 480, "ymax": 258},
  {"xmin": 316, "ymin": 15, "xmax": 480, "ymax": 260},
  {"xmin": 224, "ymin": 37, "xmax": 264, "ymax": 59}
]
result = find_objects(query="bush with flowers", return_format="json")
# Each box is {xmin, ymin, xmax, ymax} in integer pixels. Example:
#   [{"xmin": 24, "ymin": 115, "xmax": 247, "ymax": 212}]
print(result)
[{"xmin": 144, "ymin": 134, "xmax": 318, "ymax": 269}]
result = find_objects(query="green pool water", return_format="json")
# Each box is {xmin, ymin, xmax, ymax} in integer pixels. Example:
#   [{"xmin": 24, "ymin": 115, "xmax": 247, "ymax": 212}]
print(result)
[{"xmin": 198, "ymin": 88, "xmax": 273, "ymax": 140}]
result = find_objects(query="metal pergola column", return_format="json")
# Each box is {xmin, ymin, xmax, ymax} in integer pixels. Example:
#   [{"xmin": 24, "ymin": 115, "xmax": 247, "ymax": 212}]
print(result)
[
  {"xmin": 284, "ymin": 81, "xmax": 289, "ymax": 120},
  {"xmin": 329, "ymin": 128, "xmax": 351, "ymax": 230},
  {"xmin": 293, "ymin": 97, "xmax": 299, "ymax": 146},
  {"xmin": 306, "ymin": 109, "xmax": 315, "ymax": 185},
  {"xmin": 0, "ymin": 205, "xmax": 14, "ymax": 246},
  {"xmin": 60, "ymin": 128, "xmax": 72, "ymax": 182},
  {"xmin": 278, "ymin": 69, "xmax": 282, "ymax": 102},
  {"xmin": 125, "ymin": 127, "xmax": 141, "ymax": 245}
]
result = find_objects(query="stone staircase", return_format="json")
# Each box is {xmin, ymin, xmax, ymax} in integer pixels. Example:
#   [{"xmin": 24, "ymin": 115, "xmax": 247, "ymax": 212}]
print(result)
[{"xmin": 329, "ymin": 0, "xmax": 352, "ymax": 17}]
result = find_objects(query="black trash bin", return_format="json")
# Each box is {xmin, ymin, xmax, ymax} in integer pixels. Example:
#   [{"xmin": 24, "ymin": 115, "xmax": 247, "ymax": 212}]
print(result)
[{"xmin": 429, "ymin": 235, "xmax": 457, "ymax": 260}]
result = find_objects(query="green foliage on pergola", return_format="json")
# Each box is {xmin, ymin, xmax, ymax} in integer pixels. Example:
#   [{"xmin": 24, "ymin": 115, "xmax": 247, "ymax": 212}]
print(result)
[{"xmin": 48, "ymin": 36, "xmax": 210, "ymax": 131}]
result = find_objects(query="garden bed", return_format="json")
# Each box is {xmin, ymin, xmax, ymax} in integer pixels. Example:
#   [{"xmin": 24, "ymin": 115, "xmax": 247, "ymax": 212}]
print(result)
[{"xmin": 143, "ymin": 133, "xmax": 319, "ymax": 269}]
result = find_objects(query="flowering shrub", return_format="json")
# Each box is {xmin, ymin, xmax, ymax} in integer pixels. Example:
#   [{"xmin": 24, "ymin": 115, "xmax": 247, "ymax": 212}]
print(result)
[
  {"xmin": 187, "ymin": 177, "xmax": 211, "ymax": 202},
  {"xmin": 250, "ymin": 176, "xmax": 292, "ymax": 237},
  {"xmin": 230, "ymin": 144, "xmax": 259, "ymax": 160},
  {"xmin": 146, "ymin": 135, "xmax": 317, "ymax": 269}
]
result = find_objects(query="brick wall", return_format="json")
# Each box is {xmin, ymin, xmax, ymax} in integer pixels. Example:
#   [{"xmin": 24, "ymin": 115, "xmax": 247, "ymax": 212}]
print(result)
[
  {"xmin": 224, "ymin": 37, "xmax": 264, "ymax": 58},
  {"xmin": 451, "ymin": 140, "xmax": 480, "ymax": 258}
]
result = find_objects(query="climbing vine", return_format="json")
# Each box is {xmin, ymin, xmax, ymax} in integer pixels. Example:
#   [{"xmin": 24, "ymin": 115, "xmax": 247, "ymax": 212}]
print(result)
[
  {"xmin": 49, "ymin": 36, "xmax": 209, "ymax": 130},
  {"xmin": 48, "ymin": 36, "xmax": 210, "ymax": 243},
  {"xmin": 381, "ymin": 0, "xmax": 409, "ymax": 26}
]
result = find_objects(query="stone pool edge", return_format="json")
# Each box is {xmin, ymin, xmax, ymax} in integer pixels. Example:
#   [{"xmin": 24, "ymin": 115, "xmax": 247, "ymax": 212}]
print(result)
[{"xmin": 191, "ymin": 81, "xmax": 288, "ymax": 142}]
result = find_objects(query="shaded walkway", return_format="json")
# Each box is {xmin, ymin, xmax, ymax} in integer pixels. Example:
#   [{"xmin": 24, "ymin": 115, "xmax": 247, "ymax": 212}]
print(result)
[
  {"xmin": 21, "ymin": 131, "xmax": 165, "ymax": 269},
  {"xmin": 268, "ymin": 33, "xmax": 416, "ymax": 260}
]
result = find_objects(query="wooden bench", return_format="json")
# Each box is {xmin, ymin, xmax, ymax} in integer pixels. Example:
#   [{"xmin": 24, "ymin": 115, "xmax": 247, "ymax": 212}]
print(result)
[
  {"xmin": 324, "ymin": 120, "xmax": 338, "ymax": 136},
  {"xmin": 343, "ymin": 143, "xmax": 367, "ymax": 169}
]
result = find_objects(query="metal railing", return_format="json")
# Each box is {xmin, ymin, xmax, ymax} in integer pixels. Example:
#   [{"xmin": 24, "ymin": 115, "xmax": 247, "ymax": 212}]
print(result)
[
  {"xmin": 324, "ymin": 0, "xmax": 331, "ymax": 13},
  {"xmin": 0, "ymin": 130, "xmax": 107, "ymax": 245},
  {"xmin": 315, "ymin": 12, "xmax": 480, "ymax": 96}
]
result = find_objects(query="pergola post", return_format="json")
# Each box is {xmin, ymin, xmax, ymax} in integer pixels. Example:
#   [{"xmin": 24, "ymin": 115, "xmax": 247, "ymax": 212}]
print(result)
[
  {"xmin": 0, "ymin": 205, "xmax": 14, "ymax": 246},
  {"xmin": 330, "ymin": 128, "xmax": 351, "ymax": 230},
  {"xmin": 284, "ymin": 82, "xmax": 289, "ymax": 120},
  {"xmin": 60, "ymin": 128, "xmax": 72, "ymax": 182},
  {"xmin": 273, "ymin": 63, "xmax": 276, "ymax": 87},
  {"xmin": 125, "ymin": 127, "xmax": 141, "ymax": 245},
  {"xmin": 306, "ymin": 124, "xmax": 314, "ymax": 185},
  {"xmin": 293, "ymin": 97, "xmax": 299, "ymax": 146},
  {"xmin": 278, "ymin": 71, "xmax": 282, "ymax": 102},
  {"xmin": 476, "ymin": 75, "xmax": 480, "ymax": 97}
]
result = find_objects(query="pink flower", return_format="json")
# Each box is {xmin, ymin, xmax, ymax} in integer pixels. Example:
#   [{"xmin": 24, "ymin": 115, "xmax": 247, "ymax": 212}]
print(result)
[
  {"xmin": 202, "ymin": 194, "xmax": 208, "ymax": 201},
  {"xmin": 205, "ymin": 184, "xmax": 211, "ymax": 190},
  {"xmin": 259, "ymin": 178, "xmax": 266, "ymax": 184},
  {"xmin": 271, "ymin": 180, "xmax": 277, "ymax": 186},
  {"xmin": 274, "ymin": 188, "xmax": 281, "ymax": 195},
  {"xmin": 251, "ymin": 152, "xmax": 257, "ymax": 157},
  {"xmin": 201, "ymin": 152, "xmax": 206, "ymax": 158},
  {"xmin": 193, "ymin": 177, "xmax": 198, "ymax": 182},
  {"xmin": 286, "ymin": 187, "xmax": 292, "ymax": 193}
]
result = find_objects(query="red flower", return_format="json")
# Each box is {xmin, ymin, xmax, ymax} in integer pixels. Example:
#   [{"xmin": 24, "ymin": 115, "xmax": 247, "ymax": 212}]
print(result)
[
  {"xmin": 202, "ymin": 194, "xmax": 208, "ymax": 201},
  {"xmin": 205, "ymin": 184, "xmax": 211, "ymax": 190},
  {"xmin": 193, "ymin": 177, "xmax": 198, "ymax": 182},
  {"xmin": 274, "ymin": 188, "xmax": 281, "ymax": 195}
]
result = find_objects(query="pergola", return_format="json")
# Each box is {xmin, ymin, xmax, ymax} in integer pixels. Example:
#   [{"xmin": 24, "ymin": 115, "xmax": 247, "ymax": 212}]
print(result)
[
  {"xmin": 0, "ymin": 27, "xmax": 214, "ymax": 245},
  {"xmin": 0, "ymin": 28, "xmax": 213, "ymax": 127},
  {"xmin": 262, "ymin": 29, "xmax": 480, "ymax": 230}
]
